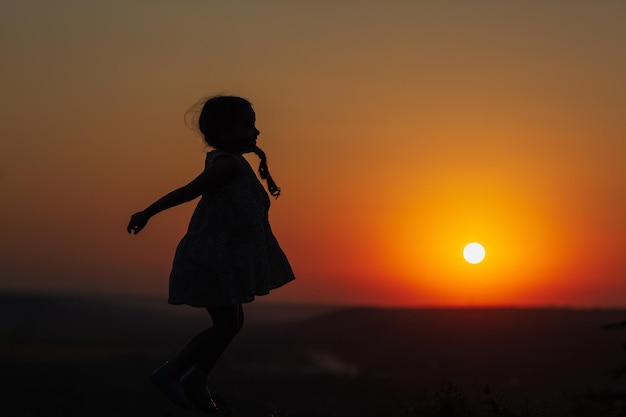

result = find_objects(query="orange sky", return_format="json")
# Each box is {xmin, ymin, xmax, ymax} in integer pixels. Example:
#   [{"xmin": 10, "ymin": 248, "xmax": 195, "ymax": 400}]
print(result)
[{"xmin": 1, "ymin": 1, "xmax": 625, "ymax": 307}]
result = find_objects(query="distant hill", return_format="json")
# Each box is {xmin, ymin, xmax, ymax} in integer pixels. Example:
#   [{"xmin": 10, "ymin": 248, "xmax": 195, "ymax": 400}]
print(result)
[
  {"xmin": 0, "ymin": 291, "xmax": 337, "ymax": 350},
  {"xmin": 226, "ymin": 306, "xmax": 626, "ymax": 410},
  {"xmin": 1, "ymin": 292, "xmax": 625, "ymax": 416}
]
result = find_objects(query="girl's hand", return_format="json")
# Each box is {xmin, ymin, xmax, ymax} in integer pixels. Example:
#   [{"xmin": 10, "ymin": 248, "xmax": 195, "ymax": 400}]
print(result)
[{"xmin": 127, "ymin": 211, "xmax": 150, "ymax": 234}]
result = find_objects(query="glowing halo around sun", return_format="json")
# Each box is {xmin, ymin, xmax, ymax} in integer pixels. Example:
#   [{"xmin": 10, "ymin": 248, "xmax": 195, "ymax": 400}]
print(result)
[{"xmin": 463, "ymin": 242, "xmax": 486, "ymax": 264}]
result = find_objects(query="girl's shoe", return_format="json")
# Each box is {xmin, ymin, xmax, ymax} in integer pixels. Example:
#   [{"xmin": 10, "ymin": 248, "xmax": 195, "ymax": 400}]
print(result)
[
  {"xmin": 151, "ymin": 363, "xmax": 193, "ymax": 410},
  {"xmin": 180, "ymin": 369, "xmax": 220, "ymax": 415}
]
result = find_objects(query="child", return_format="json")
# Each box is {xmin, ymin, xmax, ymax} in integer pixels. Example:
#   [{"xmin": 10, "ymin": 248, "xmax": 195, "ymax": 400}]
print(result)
[{"xmin": 127, "ymin": 95, "xmax": 296, "ymax": 415}]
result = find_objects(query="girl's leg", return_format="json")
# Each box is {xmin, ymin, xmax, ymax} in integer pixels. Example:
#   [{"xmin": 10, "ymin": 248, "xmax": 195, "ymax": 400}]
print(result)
[
  {"xmin": 195, "ymin": 304, "xmax": 244, "ymax": 374},
  {"xmin": 168, "ymin": 304, "xmax": 244, "ymax": 378}
]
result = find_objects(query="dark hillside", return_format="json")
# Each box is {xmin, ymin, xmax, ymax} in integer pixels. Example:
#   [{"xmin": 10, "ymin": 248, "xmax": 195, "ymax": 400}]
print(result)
[{"xmin": 1, "ymin": 293, "xmax": 625, "ymax": 416}]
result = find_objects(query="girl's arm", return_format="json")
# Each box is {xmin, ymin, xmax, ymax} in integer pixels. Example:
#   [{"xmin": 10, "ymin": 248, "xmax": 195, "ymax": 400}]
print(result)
[{"xmin": 127, "ymin": 155, "xmax": 237, "ymax": 234}]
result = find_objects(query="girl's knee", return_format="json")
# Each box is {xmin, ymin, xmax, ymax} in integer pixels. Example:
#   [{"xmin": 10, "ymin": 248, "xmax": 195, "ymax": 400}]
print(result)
[
  {"xmin": 216, "ymin": 319, "xmax": 242, "ymax": 339},
  {"xmin": 237, "ymin": 304, "xmax": 244, "ymax": 330},
  {"xmin": 209, "ymin": 304, "xmax": 244, "ymax": 338}
]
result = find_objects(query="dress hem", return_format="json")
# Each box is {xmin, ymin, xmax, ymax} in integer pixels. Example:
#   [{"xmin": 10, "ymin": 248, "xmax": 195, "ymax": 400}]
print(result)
[{"xmin": 166, "ymin": 278, "xmax": 294, "ymax": 308}]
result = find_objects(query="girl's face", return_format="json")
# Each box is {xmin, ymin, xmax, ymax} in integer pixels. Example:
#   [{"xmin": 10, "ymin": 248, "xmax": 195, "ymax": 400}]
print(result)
[{"xmin": 220, "ymin": 106, "xmax": 260, "ymax": 154}]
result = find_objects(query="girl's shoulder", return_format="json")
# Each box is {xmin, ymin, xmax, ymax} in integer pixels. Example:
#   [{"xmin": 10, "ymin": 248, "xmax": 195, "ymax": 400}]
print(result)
[
  {"xmin": 205, "ymin": 149, "xmax": 243, "ymax": 165},
  {"xmin": 204, "ymin": 150, "xmax": 252, "ymax": 177},
  {"xmin": 206, "ymin": 149, "xmax": 232, "ymax": 161}
]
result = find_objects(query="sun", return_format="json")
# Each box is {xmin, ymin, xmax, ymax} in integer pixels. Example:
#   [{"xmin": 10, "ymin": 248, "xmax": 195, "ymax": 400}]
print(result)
[{"xmin": 463, "ymin": 242, "xmax": 486, "ymax": 264}]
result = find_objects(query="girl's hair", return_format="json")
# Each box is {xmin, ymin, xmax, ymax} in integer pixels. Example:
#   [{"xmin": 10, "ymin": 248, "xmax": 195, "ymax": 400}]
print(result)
[{"xmin": 188, "ymin": 95, "xmax": 281, "ymax": 197}]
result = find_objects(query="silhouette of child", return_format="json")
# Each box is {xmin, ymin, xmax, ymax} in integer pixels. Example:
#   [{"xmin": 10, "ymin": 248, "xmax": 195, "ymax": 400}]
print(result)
[{"xmin": 127, "ymin": 95, "xmax": 296, "ymax": 415}]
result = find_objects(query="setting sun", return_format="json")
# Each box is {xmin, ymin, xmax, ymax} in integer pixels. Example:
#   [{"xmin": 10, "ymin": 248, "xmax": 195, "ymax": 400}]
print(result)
[{"xmin": 463, "ymin": 243, "xmax": 486, "ymax": 264}]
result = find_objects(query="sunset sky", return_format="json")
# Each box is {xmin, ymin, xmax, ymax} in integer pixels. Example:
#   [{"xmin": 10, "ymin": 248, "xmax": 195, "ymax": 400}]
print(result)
[{"xmin": 1, "ymin": 1, "xmax": 625, "ymax": 307}]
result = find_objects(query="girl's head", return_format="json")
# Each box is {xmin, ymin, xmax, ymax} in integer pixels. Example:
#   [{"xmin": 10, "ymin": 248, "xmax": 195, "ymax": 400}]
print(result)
[
  {"xmin": 198, "ymin": 95, "xmax": 259, "ymax": 153},
  {"xmin": 192, "ymin": 95, "xmax": 281, "ymax": 197}
]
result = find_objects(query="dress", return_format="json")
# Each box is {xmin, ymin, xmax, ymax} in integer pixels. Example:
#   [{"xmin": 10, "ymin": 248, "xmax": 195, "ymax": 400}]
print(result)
[{"xmin": 168, "ymin": 150, "xmax": 296, "ymax": 307}]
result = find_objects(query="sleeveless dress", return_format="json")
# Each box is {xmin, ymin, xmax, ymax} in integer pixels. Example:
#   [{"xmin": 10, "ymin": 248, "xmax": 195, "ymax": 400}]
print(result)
[{"xmin": 168, "ymin": 150, "xmax": 296, "ymax": 307}]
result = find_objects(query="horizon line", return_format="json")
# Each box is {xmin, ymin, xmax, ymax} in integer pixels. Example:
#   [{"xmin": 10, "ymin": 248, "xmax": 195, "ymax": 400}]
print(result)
[{"xmin": 1, "ymin": 288, "xmax": 625, "ymax": 311}]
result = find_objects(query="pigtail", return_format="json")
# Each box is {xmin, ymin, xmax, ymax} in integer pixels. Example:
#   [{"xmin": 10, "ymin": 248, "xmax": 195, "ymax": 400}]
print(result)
[{"xmin": 253, "ymin": 147, "xmax": 281, "ymax": 198}]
